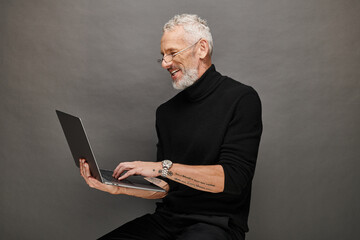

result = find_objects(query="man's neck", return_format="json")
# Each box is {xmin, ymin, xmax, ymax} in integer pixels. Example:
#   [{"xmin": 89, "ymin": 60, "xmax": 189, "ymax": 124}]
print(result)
[{"xmin": 197, "ymin": 60, "xmax": 212, "ymax": 79}]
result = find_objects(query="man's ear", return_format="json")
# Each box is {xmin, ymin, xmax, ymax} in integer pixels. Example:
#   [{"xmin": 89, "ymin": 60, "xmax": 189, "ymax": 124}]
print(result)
[{"xmin": 198, "ymin": 39, "xmax": 210, "ymax": 59}]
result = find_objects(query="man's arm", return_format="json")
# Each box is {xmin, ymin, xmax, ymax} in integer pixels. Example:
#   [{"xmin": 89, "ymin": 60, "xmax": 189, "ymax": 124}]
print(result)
[
  {"xmin": 79, "ymin": 159, "xmax": 169, "ymax": 199},
  {"xmin": 166, "ymin": 163, "xmax": 224, "ymax": 193},
  {"xmin": 113, "ymin": 91, "xmax": 262, "ymax": 195},
  {"xmin": 113, "ymin": 161, "xmax": 225, "ymax": 193}
]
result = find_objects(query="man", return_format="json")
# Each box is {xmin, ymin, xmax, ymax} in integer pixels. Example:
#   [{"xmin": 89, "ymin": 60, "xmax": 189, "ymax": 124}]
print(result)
[{"xmin": 80, "ymin": 14, "xmax": 262, "ymax": 240}]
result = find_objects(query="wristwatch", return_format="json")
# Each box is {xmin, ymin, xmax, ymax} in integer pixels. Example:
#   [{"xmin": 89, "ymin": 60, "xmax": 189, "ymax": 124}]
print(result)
[{"xmin": 161, "ymin": 160, "xmax": 173, "ymax": 178}]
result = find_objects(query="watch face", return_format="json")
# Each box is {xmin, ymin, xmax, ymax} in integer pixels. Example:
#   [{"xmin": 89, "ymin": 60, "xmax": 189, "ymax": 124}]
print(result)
[{"xmin": 163, "ymin": 160, "xmax": 172, "ymax": 168}]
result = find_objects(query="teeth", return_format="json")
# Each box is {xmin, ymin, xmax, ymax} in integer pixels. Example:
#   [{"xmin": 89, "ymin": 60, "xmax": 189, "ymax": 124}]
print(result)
[{"xmin": 171, "ymin": 69, "xmax": 180, "ymax": 75}]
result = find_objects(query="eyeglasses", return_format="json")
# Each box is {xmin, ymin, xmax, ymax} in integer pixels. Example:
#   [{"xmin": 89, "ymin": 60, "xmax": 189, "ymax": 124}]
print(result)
[{"xmin": 157, "ymin": 39, "xmax": 201, "ymax": 64}]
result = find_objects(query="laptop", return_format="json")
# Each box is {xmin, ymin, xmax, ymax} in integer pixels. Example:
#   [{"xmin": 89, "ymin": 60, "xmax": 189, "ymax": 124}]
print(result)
[{"xmin": 56, "ymin": 110, "xmax": 165, "ymax": 192}]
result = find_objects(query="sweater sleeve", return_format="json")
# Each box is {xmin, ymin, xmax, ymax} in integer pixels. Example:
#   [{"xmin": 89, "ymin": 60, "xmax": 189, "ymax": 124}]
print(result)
[
  {"xmin": 155, "ymin": 108, "xmax": 164, "ymax": 163},
  {"xmin": 218, "ymin": 90, "xmax": 263, "ymax": 195},
  {"xmin": 155, "ymin": 107, "xmax": 171, "ymax": 184}
]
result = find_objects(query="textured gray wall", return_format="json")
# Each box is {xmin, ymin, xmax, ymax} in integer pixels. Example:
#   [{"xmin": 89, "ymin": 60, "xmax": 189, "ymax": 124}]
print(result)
[{"xmin": 1, "ymin": 0, "xmax": 359, "ymax": 239}]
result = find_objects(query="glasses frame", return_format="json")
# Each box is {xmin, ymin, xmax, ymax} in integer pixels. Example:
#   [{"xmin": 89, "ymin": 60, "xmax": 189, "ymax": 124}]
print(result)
[{"xmin": 158, "ymin": 39, "xmax": 201, "ymax": 64}]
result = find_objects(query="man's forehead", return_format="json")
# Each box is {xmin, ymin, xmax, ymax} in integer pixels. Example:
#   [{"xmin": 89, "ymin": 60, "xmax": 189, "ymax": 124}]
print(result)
[{"xmin": 160, "ymin": 26, "xmax": 187, "ymax": 52}]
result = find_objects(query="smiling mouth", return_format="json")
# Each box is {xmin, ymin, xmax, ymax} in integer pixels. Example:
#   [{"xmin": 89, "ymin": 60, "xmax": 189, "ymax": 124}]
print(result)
[{"xmin": 171, "ymin": 69, "xmax": 180, "ymax": 76}]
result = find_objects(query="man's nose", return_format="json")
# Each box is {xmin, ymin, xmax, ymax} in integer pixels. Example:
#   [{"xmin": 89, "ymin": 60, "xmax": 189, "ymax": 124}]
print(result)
[{"xmin": 161, "ymin": 59, "xmax": 172, "ymax": 69}]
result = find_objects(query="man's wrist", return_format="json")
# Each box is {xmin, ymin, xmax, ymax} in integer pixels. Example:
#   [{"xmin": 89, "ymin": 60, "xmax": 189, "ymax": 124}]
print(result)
[
  {"xmin": 156, "ymin": 162, "xmax": 162, "ymax": 177},
  {"xmin": 111, "ymin": 185, "xmax": 126, "ymax": 195},
  {"xmin": 160, "ymin": 160, "xmax": 173, "ymax": 178}
]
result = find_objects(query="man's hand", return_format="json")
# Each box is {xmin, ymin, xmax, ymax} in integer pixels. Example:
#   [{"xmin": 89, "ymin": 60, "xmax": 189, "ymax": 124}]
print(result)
[
  {"xmin": 112, "ymin": 161, "xmax": 162, "ymax": 180},
  {"xmin": 79, "ymin": 158, "xmax": 121, "ymax": 194},
  {"xmin": 79, "ymin": 159, "xmax": 169, "ymax": 198}
]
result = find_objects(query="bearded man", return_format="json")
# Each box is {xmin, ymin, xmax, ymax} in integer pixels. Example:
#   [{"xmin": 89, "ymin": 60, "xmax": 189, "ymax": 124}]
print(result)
[{"xmin": 80, "ymin": 14, "xmax": 262, "ymax": 240}]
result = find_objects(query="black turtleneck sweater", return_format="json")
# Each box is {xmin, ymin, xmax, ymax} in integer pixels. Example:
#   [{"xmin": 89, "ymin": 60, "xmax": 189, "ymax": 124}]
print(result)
[{"xmin": 155, "ymin": 65, "xmax": 262, "ymax": 233}]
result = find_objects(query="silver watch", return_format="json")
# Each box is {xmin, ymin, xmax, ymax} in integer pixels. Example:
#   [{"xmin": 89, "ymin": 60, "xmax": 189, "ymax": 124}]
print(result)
[{"xmin": 161, "ymin": 160, "xmax": 173, "ymax": 178}]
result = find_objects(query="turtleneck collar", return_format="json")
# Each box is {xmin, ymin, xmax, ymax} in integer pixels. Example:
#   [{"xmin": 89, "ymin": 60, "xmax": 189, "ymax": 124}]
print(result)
[{"xmin": 182, "ymin": 64, "xmax": 223, "ymax": 102}]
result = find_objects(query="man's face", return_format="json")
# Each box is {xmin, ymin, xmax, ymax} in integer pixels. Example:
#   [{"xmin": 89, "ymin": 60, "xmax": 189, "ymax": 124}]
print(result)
[{"xmin": 160, "ymin": 26, "xmax": 200, "ymax": 90}]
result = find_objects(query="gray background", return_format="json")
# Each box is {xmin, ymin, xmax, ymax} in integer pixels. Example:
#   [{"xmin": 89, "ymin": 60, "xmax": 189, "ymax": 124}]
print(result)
[{"xmin": 1, "ymin": 0, "xmax": 359, "ymax": 239}]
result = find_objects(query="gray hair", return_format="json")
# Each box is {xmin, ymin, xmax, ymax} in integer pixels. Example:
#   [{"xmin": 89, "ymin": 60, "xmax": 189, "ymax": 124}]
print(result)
[{"xmin": 163, "ymin": 14, "xmax": 213, "ymax": 56}]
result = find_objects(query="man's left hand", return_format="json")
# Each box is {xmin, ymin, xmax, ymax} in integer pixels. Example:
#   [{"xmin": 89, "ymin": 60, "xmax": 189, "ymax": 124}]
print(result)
[{"xmin": 112, "ymin": 161, "xmax": 162, "ymax": 180}]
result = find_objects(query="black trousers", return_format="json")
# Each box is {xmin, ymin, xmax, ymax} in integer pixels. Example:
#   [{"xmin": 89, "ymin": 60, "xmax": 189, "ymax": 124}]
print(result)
[{"xmin": 98, "ymin": 210, "xmax": 244, "ymax": 240}]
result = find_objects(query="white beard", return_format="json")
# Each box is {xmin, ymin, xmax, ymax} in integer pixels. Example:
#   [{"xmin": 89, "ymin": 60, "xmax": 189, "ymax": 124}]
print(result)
[{"xmin": 172, "ymin": 68, "xmax": 199, "ymax": 90}]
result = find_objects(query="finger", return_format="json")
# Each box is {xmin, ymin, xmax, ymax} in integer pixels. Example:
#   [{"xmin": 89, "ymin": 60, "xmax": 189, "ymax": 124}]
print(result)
[
  {"xmin": 81, "ymin": 160, "xmax": 86, "ymax": 177},
  {"xmin": 113, "ymin": 162, "xmax": 134, "ymax": 179},
  {"xmin": 80, "ymin": 159, "xmax": 88, "ymax": 175},
  {"xmin": 113, "ymin": 162, "xmax": 124, "ymax": 178},
  {"xmin": 78, "ymin": 160, "xmax": 96, "ymax": 188},
  {"xmin": 118, "ymin": 169, "xmax": 137, "ymax": 180},
  {"xmin": 79, "ymin": 159, "xmax": 85, "ymax": 177},
  {"xmin": 82, "ymin": 165, "xmax": 93, "ymax": 185},
  {"xmin": 114, "ymin": 162, "xmax": 133, "ymax": 178},
  {"xmin": 79, "ymin": 159, "xmax": 82, "ymax": 174},
  {"xmin": 83, "ymin": 162, "xmax": 92, "ymax": 177}
]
